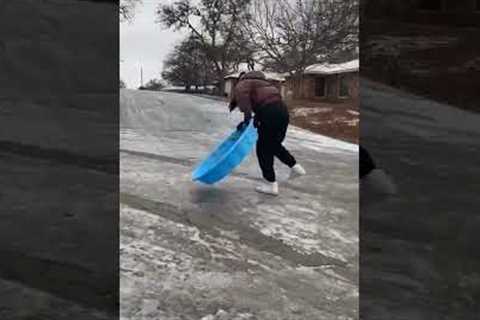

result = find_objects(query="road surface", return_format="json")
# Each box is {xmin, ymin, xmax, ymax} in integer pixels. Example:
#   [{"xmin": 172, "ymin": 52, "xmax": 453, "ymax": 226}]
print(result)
[
  {"xmin": 1, "ymin": 2, "xmax": 117, "ymax": 317},
  {"xmin": 120, "ymin": 89, "xmax": 359, "ymax": 320},
  {"xmin": 361, "ymin": 79, "xmax": 480, "ymax": 319}
]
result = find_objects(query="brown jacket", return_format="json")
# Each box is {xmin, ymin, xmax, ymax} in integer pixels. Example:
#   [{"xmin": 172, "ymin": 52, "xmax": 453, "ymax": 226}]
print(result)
[{"xmin": 230, "ymin": 76, "xmax": 282, "ymax": 122}]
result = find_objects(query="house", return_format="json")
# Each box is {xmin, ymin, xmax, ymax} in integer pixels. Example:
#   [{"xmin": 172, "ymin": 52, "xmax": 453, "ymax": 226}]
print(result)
[
  {"xmin": 224, "ymin": 72, "xmax": 287, "ymax": 100},
  {"xmin": 285, "ymin": 59, "xmax": 359, "ymax": 101}
]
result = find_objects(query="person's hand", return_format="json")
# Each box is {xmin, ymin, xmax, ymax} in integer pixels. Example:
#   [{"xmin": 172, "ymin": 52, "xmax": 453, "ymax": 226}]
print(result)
[{"xmin": 236, "ymin": 120, "xmax": 248, "ymax": 131}]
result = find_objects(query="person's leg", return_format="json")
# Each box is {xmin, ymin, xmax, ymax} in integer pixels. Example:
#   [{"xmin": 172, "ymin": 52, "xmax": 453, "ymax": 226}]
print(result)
[
  {"xmin": 265, "ymin": 103, "xmax": 296, "ymax": 167},
  {"xmin": 273, "ymin": 132, "xmax": 297, "ymax": 168},
  {"xmin": 276, "ymin": 134, "xmax": 306, "ymax": 178},
  {"xmin": 272, "ymin": 103, "xmax": 306, "ymax": 178},
  {"xmin": 254, "ymin": 110, "xmax": 279, "ymax": 195},
  {"xmin": 256, "ymin": 133, "xmax": 276, "ymax": 183}
]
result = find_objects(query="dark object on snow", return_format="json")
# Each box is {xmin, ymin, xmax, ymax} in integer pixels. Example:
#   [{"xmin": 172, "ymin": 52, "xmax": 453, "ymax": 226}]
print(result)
[
  {"xmin": 228, "ymin": 102, "xmax": 236, "ymax": 112},
  {"xmin": 236, "ymin": 120, "xmax": 248, "ymax": 131},
  {"xmin": 360, "ymin": 145, "xmax": 376, "ymax": 179},
  {"xmin": 253, "ymin": 116, "xmax": 260, "ymax": 128}
]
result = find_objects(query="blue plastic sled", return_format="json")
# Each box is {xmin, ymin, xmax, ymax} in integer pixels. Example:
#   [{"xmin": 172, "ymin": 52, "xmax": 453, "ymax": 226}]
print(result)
[{"xmin": 192, "ymin": 120, "xmax": 258, "ymax": 184}]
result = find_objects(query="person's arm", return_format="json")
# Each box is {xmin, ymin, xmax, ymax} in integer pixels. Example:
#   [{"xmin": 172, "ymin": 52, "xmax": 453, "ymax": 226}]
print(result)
[
  {"xmin": 228, "ymin": 94, "xmax": 237, "ymax": 112},
  {"xmin": 243, "ymin": 108, "xmax": 252, "ymax": 123},
  {"xmin": 235, "ymin": 80, "xmax": 253, "ymax": 124}
]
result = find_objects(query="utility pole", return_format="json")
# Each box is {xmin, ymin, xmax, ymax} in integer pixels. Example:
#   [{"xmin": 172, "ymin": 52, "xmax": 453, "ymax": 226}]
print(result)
[{"xmin": 140, "ymin": 65, "xmax": 143, "ymax": 88}]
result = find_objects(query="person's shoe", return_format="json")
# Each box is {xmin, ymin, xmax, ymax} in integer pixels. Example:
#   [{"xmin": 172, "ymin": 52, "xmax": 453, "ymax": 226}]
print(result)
[
  {"xmin": 289, "ymin": 164, "xmax": 306, "ymax": 180},
  {"xmin": 361, "ymin": 169, "xmax": 397, "ymax": 195},
  {"xmin": 255, "ymin": 181, "xmax": 279, "ymax": 196}
]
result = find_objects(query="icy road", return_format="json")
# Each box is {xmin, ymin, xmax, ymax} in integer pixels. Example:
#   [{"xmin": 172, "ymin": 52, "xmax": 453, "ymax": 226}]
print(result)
[
  {"xmin": 361, "ymin": 79, "xmax": 480, "ymax": 319},
  {"xmin": 120, "ymin": 89, "xmax": 359, "ymax": 320}
]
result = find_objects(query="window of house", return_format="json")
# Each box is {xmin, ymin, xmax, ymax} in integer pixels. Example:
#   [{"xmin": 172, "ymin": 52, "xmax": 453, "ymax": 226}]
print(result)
[
  {"xmin": 315, "ymin": 77, "xmax": 325, "ymax": 97},
  {"xmin": 418, "ymin": 0, "xmax": 444, "ymax": 11},
  {"xmin": 339, "ymin": 75, "xmax": 350, "ymax": 98}
]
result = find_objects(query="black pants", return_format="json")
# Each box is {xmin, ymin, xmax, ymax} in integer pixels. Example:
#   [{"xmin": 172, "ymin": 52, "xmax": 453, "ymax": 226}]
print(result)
[
  {"xmin": 255, "ymin": 102, "xmax": 296, "ymax": 182},
  {"xmin": 360, "ymin": 145, "xmax": 376, "ymax": 179}
]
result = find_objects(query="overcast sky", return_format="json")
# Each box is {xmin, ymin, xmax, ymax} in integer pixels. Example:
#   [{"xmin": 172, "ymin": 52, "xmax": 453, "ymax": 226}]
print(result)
[{"xmin": 120, "ymin": 0, "xmax": 186, "ymax": 89}]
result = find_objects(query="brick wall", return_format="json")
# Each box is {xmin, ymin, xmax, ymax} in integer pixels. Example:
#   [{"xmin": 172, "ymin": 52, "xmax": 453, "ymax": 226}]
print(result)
[{"xmin": 287, "ymin": 72, "xmax": 359, "ymax": 101}]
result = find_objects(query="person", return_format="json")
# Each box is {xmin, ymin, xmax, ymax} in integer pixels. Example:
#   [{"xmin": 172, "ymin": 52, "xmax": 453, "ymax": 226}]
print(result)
[{"xmin": 228, "ymin": 71, "xmax": 306, "ymax": 196}]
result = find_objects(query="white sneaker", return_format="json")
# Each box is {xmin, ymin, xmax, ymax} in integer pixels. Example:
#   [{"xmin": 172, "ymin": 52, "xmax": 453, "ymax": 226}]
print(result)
[
  {"xmin": 361, "ymin": 169, "xmax": 397, "ymax": 195},
  {"xmin": 289, "ymin": 164, "xmax": 306, "ymax": 180},
  {"xmin": 255, "ymin": 181, "xmax": 279, "ymax": 196}
]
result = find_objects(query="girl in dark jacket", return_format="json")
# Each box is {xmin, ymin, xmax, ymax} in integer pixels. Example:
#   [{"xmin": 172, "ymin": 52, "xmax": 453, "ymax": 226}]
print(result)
[{"xmin": 229, "ymin": 71, "xmax": 305, "ymax": 195}]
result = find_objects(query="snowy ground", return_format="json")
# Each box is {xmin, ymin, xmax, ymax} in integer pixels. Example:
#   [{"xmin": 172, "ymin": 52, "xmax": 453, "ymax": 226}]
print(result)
[
  {"xmin": 361, "ymin": 78, "xmax": 480, "ymax": 319},
  {"xmin": 0, "ymin": 278, "xmax": 111, "ymax": 320},
  {"xmin": 120, "ymin": 90, "xmax": 359, "ymax": 319}
]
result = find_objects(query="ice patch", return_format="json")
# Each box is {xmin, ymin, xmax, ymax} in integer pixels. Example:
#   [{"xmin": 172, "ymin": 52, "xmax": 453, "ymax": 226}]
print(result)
[
  {"xmin": 250, "ymin": 203, "xmax": 355, "ymax": 262},
  {"xmin": 362, "ymin": 79, "xmax": 480, "ymax": 145},
  {"xmin": 345, "ymin": 119, "xmax": 359, "ymax": 126},
  {"xmin": 201, "ymin": 309, "xmax": 256, "ymax": 320},
  {"xmin": 293, "ymin": 107, "xmax": 333, "ymax": 117},
  {"xmin": 287, "ymin": 127, "xmax": 358, "ymax": 153}
]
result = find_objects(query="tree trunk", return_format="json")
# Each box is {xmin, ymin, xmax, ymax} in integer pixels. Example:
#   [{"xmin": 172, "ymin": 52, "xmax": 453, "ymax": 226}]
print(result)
[{"xmin": 248, "ymin": 59, "xmax": 255, "ymax": 71}]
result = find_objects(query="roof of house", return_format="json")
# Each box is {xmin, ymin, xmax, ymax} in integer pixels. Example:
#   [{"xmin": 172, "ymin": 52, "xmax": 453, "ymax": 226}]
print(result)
[
  {"xmin": 303, "ymin": 59, "xmax": 359, "ymax": 75},
  {"xmin": 225, "ymin": 71, "xmax": 287, "ymax": 82},
  {"xmin": 224, "ymin": 58, "xmax": 358, "ymax": 80}
]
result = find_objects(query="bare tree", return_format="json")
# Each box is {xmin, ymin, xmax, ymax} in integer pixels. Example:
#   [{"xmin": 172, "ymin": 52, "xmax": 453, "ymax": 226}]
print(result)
[
  {"xmin": 162, "ymin": 36, "xmax": 216, "ymax": 92},
  {"xmin": 120, "ymin": 0, "xmax": 142, "ymax": 22},
  {"xmin": 245, "ymin": 0, "xmax": 358, "ymax": 96},
  {"xmin": 157, "ymin": 0, "xmax": 253, "ymax": 94},
  {"xmin": 141, "ymin": 78, "xmax": 165, "ymax": 91}
]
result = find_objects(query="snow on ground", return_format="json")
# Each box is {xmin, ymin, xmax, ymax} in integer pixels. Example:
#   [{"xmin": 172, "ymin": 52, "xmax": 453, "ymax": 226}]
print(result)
[
  {"xmin": 362, "ymin": 79, "xmax": 480, "ymax": 145},
  {"xmin": 361, "ymin": 78, "xmax": 480, "ymax": 320},
  {"xmin": 163, "ymin": 86, "xmax": 189, "ymax": 90},
  {"xmin": 0, "ymin": 278, "xmax": 110, "ymax": 320},
  {"xmin": 345, "ymin": 119, "xmax": 360, "ymax": 126},
  {"xmin": 293, "ymin": 107, "xmax": 333, "ymax": 117},
  {"xmin": 1, "ymin": 0, "xmax": 117, "ymax": 318},
  {"xmin": 120, "ymin": 89, "xmax": 358, "ymax": 319},
  {"xmin": 364, "ymin": 36, "xmax": 458, "ymax": 55},
  {"xmin": 0, "ymin": 0, "xmax": 116, "ymax": 158},
  {"xmin": 288, "ymin": 127, "xmax": 358, "ymax": 153}
]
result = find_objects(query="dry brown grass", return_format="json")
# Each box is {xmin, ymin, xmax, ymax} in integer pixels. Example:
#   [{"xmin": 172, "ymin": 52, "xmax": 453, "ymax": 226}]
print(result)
[{"xmin": 286, "ymin": 98, "xmax": 359, "ymax": 144}]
